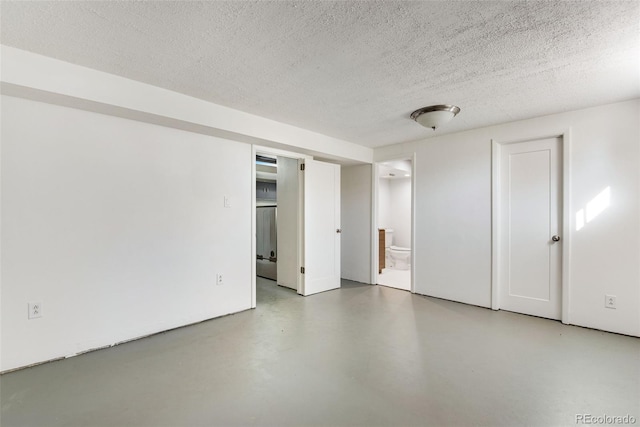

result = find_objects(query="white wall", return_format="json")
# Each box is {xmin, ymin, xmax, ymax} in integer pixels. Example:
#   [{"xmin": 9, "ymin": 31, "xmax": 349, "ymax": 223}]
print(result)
[
  {"xmin": 1, "ymin": 95, "xmax": 253, "ymax": 371},
  {"xmin": 389, "ymin": 178, "xmax": 412, "ymax": 248},
  {"xmin": 375, "ymin": 99, "xmax": 640, "ymax": 337},
  {"xmin": 377, "ymin": 178, "xmax": 391, "ymax": 230},
  {"xmin": 0, "ymin": 47, "xmax": 376, "ymax": 372},
  {"xmin": 340, "ymin": 165, "xmax": 372, "ymax": 283}
]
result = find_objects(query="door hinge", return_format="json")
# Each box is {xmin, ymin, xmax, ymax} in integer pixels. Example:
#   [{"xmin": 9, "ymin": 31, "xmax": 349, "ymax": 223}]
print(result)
[
  {"xmin": 300, "ymin": 163, "xmax": 305, "ymax": 171},
  {"xmin": 300, "ymin": 267, "xmax": 305, "ymax": 274}
]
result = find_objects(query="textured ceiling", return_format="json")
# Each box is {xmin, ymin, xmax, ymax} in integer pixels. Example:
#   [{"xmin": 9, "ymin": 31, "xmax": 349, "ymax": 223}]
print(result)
[{"xmin": 1, "ymin": 1, "xmax": 639, "ymax": 147}]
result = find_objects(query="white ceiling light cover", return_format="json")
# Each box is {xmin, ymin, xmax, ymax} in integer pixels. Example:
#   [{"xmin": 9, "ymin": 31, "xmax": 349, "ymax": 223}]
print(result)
[{"xmin": 411, "ymin": 105, "xmax": 461, "ymax": 130}]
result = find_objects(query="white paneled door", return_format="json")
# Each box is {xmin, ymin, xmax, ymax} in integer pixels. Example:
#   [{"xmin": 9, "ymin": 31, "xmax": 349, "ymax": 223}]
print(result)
[
  {"xmin": 499, "ymin": 137, "xmax": 562, "ymax": 320},
  {"xmin": 302, "ymin": 159, "xmax": 341, "ymax": 296}
]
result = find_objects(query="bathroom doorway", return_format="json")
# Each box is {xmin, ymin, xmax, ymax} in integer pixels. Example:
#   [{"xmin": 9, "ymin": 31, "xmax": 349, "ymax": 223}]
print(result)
[{"xmin": 374, "ymin": 157, "xmax": 414, "ymax": 291}]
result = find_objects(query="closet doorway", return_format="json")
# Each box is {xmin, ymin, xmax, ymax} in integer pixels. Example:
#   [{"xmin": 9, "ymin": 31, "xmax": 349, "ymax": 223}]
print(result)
[
  {"xmin": 254, "ymin": 152, "xmax": 300, "ymax": 303},
  {"xmin": 251, "ymin": 146, "xmax": 342, "ymax": 308}
]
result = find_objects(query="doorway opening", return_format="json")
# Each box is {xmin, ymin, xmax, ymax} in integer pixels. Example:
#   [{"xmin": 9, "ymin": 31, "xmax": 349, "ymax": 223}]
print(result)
[
  {"xmin": 255, "ymin": 154, "xmax": 277, "ymax": 282},
  {"xmin": 374, "ymin": 158, "xmax": 413, "ymax": 291},
  {"xmin": 251, "ymin": 146, "xmax": 342, "ymax": 308},
  {"xmin": 254, "ymin": 151, "xmax": 302, "ymax": 306}
]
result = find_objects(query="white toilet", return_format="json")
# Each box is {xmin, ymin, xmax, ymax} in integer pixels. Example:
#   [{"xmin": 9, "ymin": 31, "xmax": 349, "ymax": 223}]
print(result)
[
  {"xmin": 389, "ymin": 246, "xmax": 411, "ymax": 270},
  {"xmin": 384, "ymin": 229, "xmax": 411, "ymax": 270}
]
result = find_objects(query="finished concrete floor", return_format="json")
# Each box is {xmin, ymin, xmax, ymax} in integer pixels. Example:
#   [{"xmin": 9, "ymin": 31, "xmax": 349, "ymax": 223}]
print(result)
[{"xmin": 1, "ymin": 278, "xmax": 639, "ymax": 426}]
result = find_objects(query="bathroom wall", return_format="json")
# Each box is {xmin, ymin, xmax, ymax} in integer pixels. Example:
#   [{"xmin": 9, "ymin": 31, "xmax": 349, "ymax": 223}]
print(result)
[
  {"xmin": 378, "ymin": 173, "xmax": 411, "ymax": 248},
  {"xmin": 389, "ymin": 177, "xmax": 412, "ymax": 248},
  {"xmin": 378, "ymin": 177, "xmax": 391, "ymax": 230}
]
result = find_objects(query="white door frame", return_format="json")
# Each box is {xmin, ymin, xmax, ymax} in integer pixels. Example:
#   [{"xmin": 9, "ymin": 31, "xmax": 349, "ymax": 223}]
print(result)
[
  {"xmin": 370, "ymin": 153, "xmax": 416, "ymax": 293},
  {"xmin": 251, "ymin": 145, "xmax": 312, "ymax": 308},
  {"xmin": 491, "ymin": 130, "xmax": 572, "ymax": 323}
]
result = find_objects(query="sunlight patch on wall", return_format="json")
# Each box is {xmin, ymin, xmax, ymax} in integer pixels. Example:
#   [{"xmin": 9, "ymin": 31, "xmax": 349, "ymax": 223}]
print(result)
[
  {"xmin": 576, "ymin": 186, "xmax": 610, "ymax": 231},
  {"xmin": 576, "ymin": 209, "xmax": 585, "ymax": 231}
]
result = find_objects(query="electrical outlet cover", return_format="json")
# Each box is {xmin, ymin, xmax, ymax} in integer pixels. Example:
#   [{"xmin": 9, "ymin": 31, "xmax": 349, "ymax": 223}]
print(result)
[
  {"xmin": 28, "ymin": 302, "xmax": 43, "ymax": 319},
  {"xmin": 605, "ymin": 295, "xmax": 616, "ymax": 309}
]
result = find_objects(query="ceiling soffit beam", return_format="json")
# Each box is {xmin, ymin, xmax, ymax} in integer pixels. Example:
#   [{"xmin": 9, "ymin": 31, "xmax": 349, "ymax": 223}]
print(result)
[{"xmin": 0, "ymin": 46, "xmax": 373, "ymax": 164}]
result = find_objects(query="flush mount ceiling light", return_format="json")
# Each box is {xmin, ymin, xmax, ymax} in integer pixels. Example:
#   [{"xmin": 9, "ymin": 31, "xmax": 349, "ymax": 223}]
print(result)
[{"xmin": 410, "ymin": 104, "xmax": 461, "ymax": 130}]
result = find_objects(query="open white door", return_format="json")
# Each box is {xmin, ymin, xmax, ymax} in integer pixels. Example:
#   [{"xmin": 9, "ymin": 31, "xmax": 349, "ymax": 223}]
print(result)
[
  {"xmin": 276, "ymin": 156, "xmax": 299, "ymax": 290},
  {"xmin": 301, "ymin": 159, "xmax": 341, "ymax": 296}
]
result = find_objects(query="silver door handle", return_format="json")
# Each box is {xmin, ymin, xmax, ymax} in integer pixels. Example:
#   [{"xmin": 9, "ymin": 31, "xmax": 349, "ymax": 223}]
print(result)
[
  {"xmin": 552, "ymin": 235, "xmax": 561, "ymax": 242},
  {"xmin": 336, "ymin": 229, "xmax": 342, "ymax": 233}
]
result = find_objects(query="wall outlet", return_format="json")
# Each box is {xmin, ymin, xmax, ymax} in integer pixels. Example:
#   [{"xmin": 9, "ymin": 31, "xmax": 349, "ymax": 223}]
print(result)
[
  {"xmin": 216, "ymin": 274, "xmax": 224, "ymax": 286},
  {"xmin": 605, "ymin": 295, "xmax": 616, "ymax": 309},
  {"xmin": 224, "ymin": 196, "xmax": 231, "ymax": 208},
  {"xmin": 28, "ymin": 302, "xmax": 43, "ymax": 319}
]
